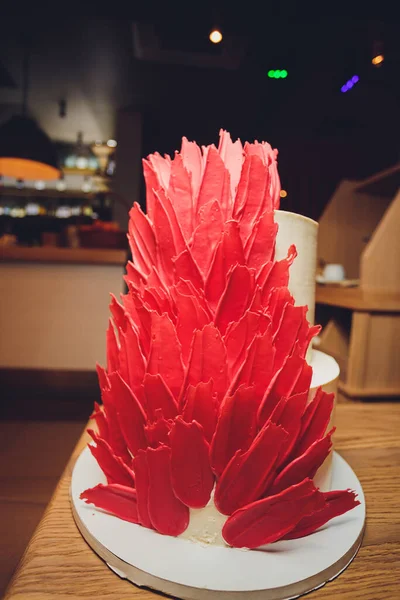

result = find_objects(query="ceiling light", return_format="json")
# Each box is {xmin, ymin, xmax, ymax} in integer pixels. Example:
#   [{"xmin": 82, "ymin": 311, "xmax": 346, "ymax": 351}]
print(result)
[
  {"xmin": 107, "ymin": 139, "xmax": 117, "ymax": 148},
  {"xmin": 209, "ymin": 29, "xmax": 223, "ymax": 44},
  {"xmin": 341, "ymin": 75, "xmax": 359, "ymax": 93},
  {"xmin": 372, "ymin": 54, "xmax": 384, "ymax": 66}
]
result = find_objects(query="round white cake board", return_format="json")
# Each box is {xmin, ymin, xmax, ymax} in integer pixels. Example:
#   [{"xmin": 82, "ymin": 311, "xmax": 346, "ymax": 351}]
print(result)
[{"xmin": 71, "ymin": 448, "xmax": 365, "ymax": 600}]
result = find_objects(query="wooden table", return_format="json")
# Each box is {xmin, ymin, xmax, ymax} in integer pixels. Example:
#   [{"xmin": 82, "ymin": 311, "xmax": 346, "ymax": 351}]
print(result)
[
  {"xmin": 4, "ymin": 403, "xmax": 400, "ymax": 600},
  {"xmin": 316, "ymin": 286, "xmax": 400, "ymax": 398}
]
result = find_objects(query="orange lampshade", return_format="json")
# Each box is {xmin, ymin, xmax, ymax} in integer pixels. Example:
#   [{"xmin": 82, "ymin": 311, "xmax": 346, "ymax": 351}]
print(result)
[
  {"xmin": 0, "ymin": 158, "xmax": 59, "ymax": 180},
  {"xmin": 0, "ymin": 115, "xmax": 60, "ymax": 180}
]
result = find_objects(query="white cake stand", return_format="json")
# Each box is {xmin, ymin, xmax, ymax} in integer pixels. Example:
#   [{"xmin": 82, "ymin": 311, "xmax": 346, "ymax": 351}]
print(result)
[{"xmin": 71, "ymin": 448, "xmax": 365, "ymax": 600}]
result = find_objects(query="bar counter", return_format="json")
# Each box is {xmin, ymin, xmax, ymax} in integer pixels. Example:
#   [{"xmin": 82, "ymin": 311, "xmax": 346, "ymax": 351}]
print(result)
[{"xmin": 0, "ymin": 246, "xmax": 126, "ymax": 372}]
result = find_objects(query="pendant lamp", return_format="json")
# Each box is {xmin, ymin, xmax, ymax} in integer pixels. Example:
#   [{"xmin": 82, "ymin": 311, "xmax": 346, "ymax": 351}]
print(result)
[{"xmin": 0, "ymin": 41, "xmax": 60, "ymax": 180}]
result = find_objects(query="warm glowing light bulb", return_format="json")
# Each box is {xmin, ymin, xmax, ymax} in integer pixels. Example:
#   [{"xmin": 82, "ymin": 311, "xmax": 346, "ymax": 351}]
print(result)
[
  {"xmin": 372, "ymin": 54, "xmax": 384, "ymax": 66},
  {"xmin": 209, "ymin": 29, "xmax": 223, "ymax": 44},
  {"xmin": 280, "ymin": 189, "xmax": 288, "ymax": 198}
]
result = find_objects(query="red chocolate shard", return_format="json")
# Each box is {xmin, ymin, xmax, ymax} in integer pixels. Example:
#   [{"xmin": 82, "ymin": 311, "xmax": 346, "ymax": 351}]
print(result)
[
  {"xmin": 152, "ymin": 191, "xmax": 179, "ymax": 283},
  {"xmin": 145, "ymin": 414, "xmax": 173, "ymax": 448},
  {"xmin": 190, "ymin": 200, "xmax": 223, "ymax": 276},
  {"xmin": 257, "ymin": 260, "xmax": 274, "ymax": 289},
  {"xmin": 80, "ymin": 483, "xmax": 139, "ymax": 524},
  {"xmin": 210, "ymin": 385, "xmax": 258, "ymax": 477},
  {"xmin": 233, "ymin": 154, "xmax": 251, "ymax": 219},
  {"xmin": 173, "ymin": 248, "xmax": 204, "ymax": 291},
  {"xmin": 181, "ymin": 380, "xmax": 217, "ymax": 442},
  {"xmin": 128, "ymin": 203, "xmax": 157, "ymax": 273},
  {"xmin": 147, "ymin": 312, "xmax": 184, "ymax": 401},
  {"xmin": 215, "ymin": 265, "xmax": 255, "ymax": 335},
  {"xmin": 230, "ymin": 328, "xmax": 275, "ymax": 402},
  {"xmin": 143, "ymin": 286, "xmax": 175, "ymax": 319},
  {"xmin": 125, "ymin": 260, "xmax": 146, "ymax": 291},
  {"xmin": 217, "ymin": 129, "xmax": 243, "ymax": 203},
  {"xmin": 205, "ymin": 220, "xmax": 245, "ymax": 309},
  {"xmin": 234, "ymin": 155, "xmax": 270, "ymax": 244},
  {"xmin": 245, "ymin": 210, "xmax": 277, "ymax": 271},
  {"xmin": 118, "ymin": 321, "xmax": 146, "ymax": 403},
  {"xmin": 88, "ymin": 430, "xmax": 135, "ymax": 487},
  {"xmin": 284, "ymin": 489, "xmax": 360, "ymax": 540},
  {"xmin": 167, "ymin": 152, "xmax": 194, "ymax": 241},
  {"xmin": 154, "ymin": 187, "xmax": 186, "ymax": 256},
  {"xmin": 270, "ymin": 428, "xmax": 335, "ymax": 495},
  {"xmin": 90, "ymin": 401, "xmax": 109, "ymax": 442},
  {"xmin": 173, "ymin": 279, "xmax": 211, "ymax": 318},
  {"xmin": 196, "ymin": 146, "xmax": 228, "ymax": 218},
  {"xmin": 270, "ymin": 391, "xmax": 309, "ymax": 466},
  {"xmin": 266, "ymin": 288, "xmax": 294, "ymax": 336},
  {"xmin": 222, "ymin": 478, "xmax": 325, "ymax": 548},
  {"xmin": 130, "ymin": 294, "xmax": 152, "ymax": 357},
  {"xmin": 224, "ymin": 310, "xmax": 271, "ymax": 378},
  {"xmin": 180, "ymin": 136, "xmax": 202, "ymax": 201},
  {"xmin": 292, "ymin": 358, "xmax": 313, "ymax": 395},
  {"xmin": 294, "ymin": 388, "xmax": 335, "ymax": 457},
  {"xmin": 257, "ymin": 355, "xmax": 309, "ymax": 427},
  {"xmin": 184, "ymin": 324, "xmax": 228, "ymax": 402},
  {"xmin": 100, "ymin": 374, "xmax": 131, "ymax": 463},
  {"xmin": 106, "ymin": 319, "xmax": 119, "ymax": 374},
  {"xmin": 96, "ymin": 363, "xmax": 110, "ymax": 391},
  {"xmin": 132, "ymin": 449, "xmax": 152, "ymax": 528},
  {"xmin": 106, "ymin": 373, "xmax": 147, "ymax": 456},
  {"xmin": 109, "ymin": 294, "xmax": 127, "ymax": 333},
  {"xmin": 296, "ymin": 321, "xmax": 321, "ymax": 358},
  {"xmin": 174, "ymin": 291, "xmax": 210, "ymax": 364},
  {"xmin": 214, "ymin": 422, "xmax": 288, "ymax": 515},
  {"xmin": 147, "ymin": 445, "xmax": 190, "ymax": 536},
  {"xmin": 260, "ymin": 245, "xmax": 297, "ymax": 303},
  {"xmin": 142, "ymin": 373, "xmax": 178, "ymax": 421},
  {"xmin": 170, "ymin": 417, "xmax": 214, "ymax": 508},
  {"xmin": 273, "ymin": 304, "xmax": 306, "ymax": 372}
]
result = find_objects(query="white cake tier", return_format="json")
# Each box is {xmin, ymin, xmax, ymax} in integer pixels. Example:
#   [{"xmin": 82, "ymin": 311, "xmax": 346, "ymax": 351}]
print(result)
[
  {"xmin": 179, "ymin": 350, "xmax": 340, "ymax": 548},
  {"xmin": 275, "ymin": 210, "xmax": 318, "ymax": 326}
]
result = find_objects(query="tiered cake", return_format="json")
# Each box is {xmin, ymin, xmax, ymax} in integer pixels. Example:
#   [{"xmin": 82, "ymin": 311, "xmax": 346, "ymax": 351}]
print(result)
[{"xmin": 81, "ymin": 130, "xmax": 359, "ymax": 550}]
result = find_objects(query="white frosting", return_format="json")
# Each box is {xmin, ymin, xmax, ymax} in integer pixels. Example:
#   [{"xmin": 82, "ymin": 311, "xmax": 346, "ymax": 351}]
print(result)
[
  {"xmin": 178, "ymin": 490, "xmax": 227, "ymax": 547},
  {"xmin": 275, "ymin": 210, "xmax": 318, "ymax": 326}
]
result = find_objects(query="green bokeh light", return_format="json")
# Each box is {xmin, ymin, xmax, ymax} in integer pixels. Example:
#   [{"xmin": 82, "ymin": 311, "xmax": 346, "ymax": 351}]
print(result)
[{"xmin": 268, "ymin": 69, "xmax": 288, "ymax": 79}]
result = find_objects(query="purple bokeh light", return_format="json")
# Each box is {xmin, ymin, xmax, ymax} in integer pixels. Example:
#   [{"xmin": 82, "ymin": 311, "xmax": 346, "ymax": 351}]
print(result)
[{"xmin": 352, "ymin": 75, "xmax": 359, "ymax": 83}]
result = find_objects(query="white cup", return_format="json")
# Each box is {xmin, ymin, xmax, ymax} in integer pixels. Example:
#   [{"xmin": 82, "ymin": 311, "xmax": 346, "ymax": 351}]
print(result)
[{"xmin": 323, "ymin": 263, "xmax": 345, "ymax": 282}]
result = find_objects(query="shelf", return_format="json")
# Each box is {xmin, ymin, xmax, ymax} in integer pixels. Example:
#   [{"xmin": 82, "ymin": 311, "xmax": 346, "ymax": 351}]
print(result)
[
  {"xmin": 0, "ymin": 246, "xmax": 127, "ymax": 266},
  {"xmin": 0, "ymin": 187, "xmax": 96, "ymax": 200},
  {"xmin": 338, "ymin": 381, "xmax": 400, "ymax": 398},
  {"xmin": 316, "ymin": 285, "xmax": 400, "ymax": 312}
]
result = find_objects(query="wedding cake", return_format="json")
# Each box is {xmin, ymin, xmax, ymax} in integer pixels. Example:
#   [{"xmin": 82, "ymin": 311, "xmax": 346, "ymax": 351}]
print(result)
[{"xmin": 81, "ymin": 130, "xmax": 359, "ymax": 550}]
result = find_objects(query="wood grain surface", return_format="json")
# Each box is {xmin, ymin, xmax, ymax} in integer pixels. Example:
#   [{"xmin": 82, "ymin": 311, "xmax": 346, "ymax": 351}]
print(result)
[
  {"xmin": 4, "ymin": 403, "xmax": 400, "ymax": 600},
  {"xmin": 316, "ymin": 286, "xmax": 400, "ymax": 312},
  {"xmin": 0, "ymin": 246, "xmax": 127, "ymax": 266}
]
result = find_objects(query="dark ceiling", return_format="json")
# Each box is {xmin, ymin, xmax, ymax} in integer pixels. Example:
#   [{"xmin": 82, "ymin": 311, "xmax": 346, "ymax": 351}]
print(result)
[{"xmin": 1, "ymin": 8, "xmax": 399, "ymax": 218}]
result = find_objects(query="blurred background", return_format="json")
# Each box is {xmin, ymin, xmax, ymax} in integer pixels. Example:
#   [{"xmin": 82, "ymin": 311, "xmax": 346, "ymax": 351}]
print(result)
[{"xmin": 0, "ymin": 7, "xmax": 399, "ymax": 595}]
